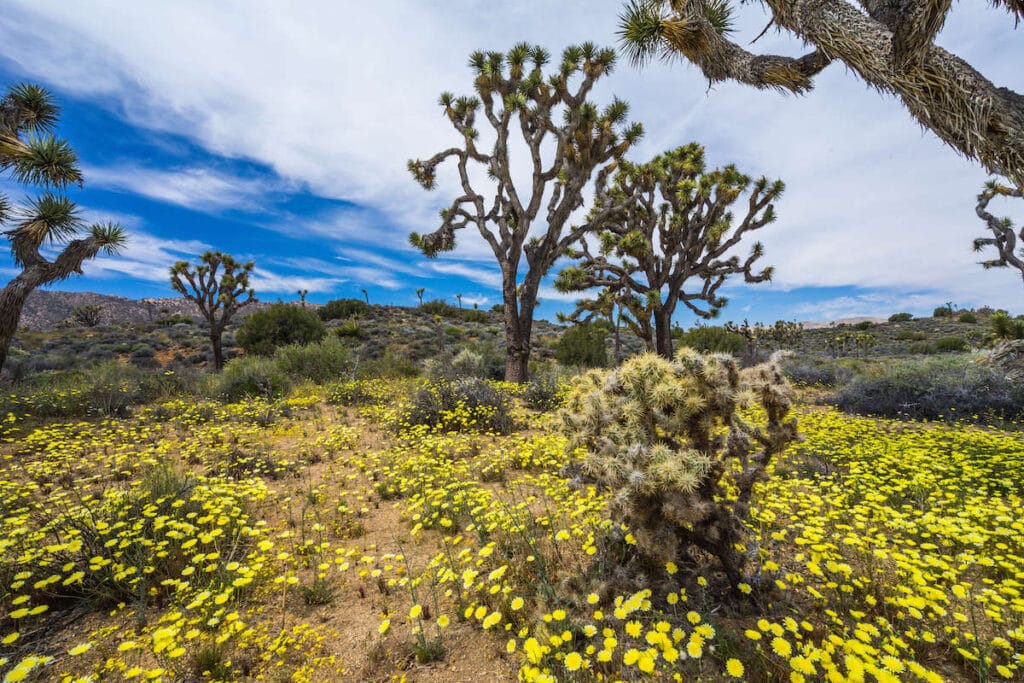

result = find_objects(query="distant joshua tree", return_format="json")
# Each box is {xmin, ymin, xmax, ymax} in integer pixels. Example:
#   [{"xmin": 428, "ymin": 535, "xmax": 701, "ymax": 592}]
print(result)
[
  {"xmin": 297, "ymin": 288, "xmax": 309, "ymax": 307},
  {"xmin": 456, "ymin": 293, "xmax": 463, "ymax": 310},
  {"xmin": 170, "ymin": 251, "xmax": 256, "ymax": 370},
  {"xmin": 361, "ymin": 288, "xmax": 369, "ymax": 305},
  {"xmin": 416, "ymin": 287, "xmax": 425, "ymax": 306},
  {"xmin": 0, "ymin": 83, "xmax": 126, "ymax": 371}
]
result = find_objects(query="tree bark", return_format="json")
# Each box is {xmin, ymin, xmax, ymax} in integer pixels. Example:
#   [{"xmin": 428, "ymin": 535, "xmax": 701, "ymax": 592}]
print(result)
[
  {"xmin": 210, "ymin": 324, "xmax": 225, "ymax": 371},
  {"xmin": 654, "ymin": 308, "xmax": 674, "ymax": 359},
  {"xmin": 0, "ymin": 272, "xmax": 43, "ymax": 372}
]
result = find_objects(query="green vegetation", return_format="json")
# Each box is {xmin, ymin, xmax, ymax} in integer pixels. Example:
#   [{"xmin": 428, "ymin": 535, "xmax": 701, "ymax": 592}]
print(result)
[
  {"xmin": 554, "ymin": 323, "xmax": 607, "ymax": 368},
  {"xmin": 318, "ymin": 297, "xmax": 370, "ymax": 321},
  {"xmin": 888, "ymin": 312, "xmax": 913, "ymax": 322},
  {"xmin": 675, "ymin": 325, "xmax": 745, "ymax": 355},
  {"xmin": 237, "ymin": 303, "xmax": 326, "ymax": 356}
]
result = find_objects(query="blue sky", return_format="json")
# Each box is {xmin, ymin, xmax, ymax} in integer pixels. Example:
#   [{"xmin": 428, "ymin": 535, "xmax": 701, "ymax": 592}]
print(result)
[{"xmin": 1, "ymin": 1, "xmax": 1022, "ymax": 326}]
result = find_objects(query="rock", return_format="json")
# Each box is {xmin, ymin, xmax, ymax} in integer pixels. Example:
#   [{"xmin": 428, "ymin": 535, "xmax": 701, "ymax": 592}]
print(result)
[{"xmin": 989, "ymin": 340, "xmax": 1024, "ymax": 383}]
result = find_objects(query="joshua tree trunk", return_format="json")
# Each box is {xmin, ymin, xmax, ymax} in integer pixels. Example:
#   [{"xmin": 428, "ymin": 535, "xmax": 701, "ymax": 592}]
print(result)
[
  {"xmin": 0, "ymin": 275, "xmax": 36, "ymax": 371},
  {"xmin": 210, "ymin": 323, "xmax": 225, "ymax": 371},
  {"xmin": 654, "ymin": 307, "xmax": 674, "ymax": 359},
  {"xmin": 502, "ymin": 275, "xmax": 537, "ymax": 383}
]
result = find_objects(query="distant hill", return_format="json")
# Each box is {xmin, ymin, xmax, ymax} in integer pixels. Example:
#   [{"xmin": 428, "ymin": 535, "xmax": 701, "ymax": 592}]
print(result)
[{"xmin": 17, "ymin": 290, "xmax": 276, "ymax": 331}]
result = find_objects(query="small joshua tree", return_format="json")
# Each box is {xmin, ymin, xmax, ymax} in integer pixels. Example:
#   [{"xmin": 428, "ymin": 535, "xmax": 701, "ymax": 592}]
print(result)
[
  {"xmin": 416, "ymin": 287, "xmax": 425, "ymax": 307},
  {"xmin": 170, "ymin": 251, "xmax": 256, "ymax": 371},
  {"xmin": 297, "ymin": 288, "xmax": 309, "ymax": 307},
  {"xmin": 974, "ymin": 180, "xmax": 1024, "ymax": 287},
  {"xmin": 561, "ymin": 349, "xmax": 797, "ymax": 596}
]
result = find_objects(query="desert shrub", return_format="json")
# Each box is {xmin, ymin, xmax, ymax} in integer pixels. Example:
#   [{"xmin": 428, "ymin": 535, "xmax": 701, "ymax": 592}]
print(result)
[
  {"xmin": 155, "ymin": 313, "xmax": 193, "ymax": 326},
  {"xmin": 888, "ymin": 312, "xmax": 913, "ymax": 323},
  {"xmin": 895, "ymin": 330, "xmax": 928, "ymax": 341},
  {"xmin": 908, "ymin": 341, "xmax": 937, "ymax": 354},
  {"xmin": 420, "ymin": 299, "xmax": 460, "ymax": 317},
  {"xmin": 326, "ymin": 379, "xmax": 391, "ymax": 406},
  {"xmin": 274, "ymin": 338, "xmax": 352, "ymax": 383},
  {"xmin": 72, "ymin": 304, "xmax": 103, "ymax": 327},
  {"xmin": 237, "ymin": 303, "xmax": 326, "ymax": 356},
  {"xmin": 853, "ymin": 321, "xmax": 876, "ymax": 330},
  {"xmin": 318, "ymin": 298, "xmax": 370, "ymax": 321},
  {"xmin": 675, "ymin": 325, "xmax": 745, "ymax": 355},
  {"xmin": 461, "ymin": 309, "xmax": 488, "ymax": 324},
  {"xmin": 216, "ymin": 356, "xmax": 292, "ymax": 402},
  {"xmin": 561, "ymin": 350, "xmax": 797, "ymax": 593},
  {"xmin": 399, "ymin": 378, "xmax": 513, "ymax": 434},
  {"xmin": 334, "ymin": 320, "xmax": 363, "ymax": 338},
  {"xmin": 555, "ymin": 323, "xmax": 607, "ymax": 368},
  {"xmin": 444, "ymin": 325, "xmax": 464, "ymax": 338},
  {"xmin": 357, "ymin": 348, "xmax": 420, "ymax": 379},
  {"xmin": 782, "ymin": 358, "xmax": 852, "ymax": 387},
  {"xmin": 833, "ymin": 356, "xmax": 1024, "ymax": 421},
  {"xmin": 934, "ymin": 336, "xmax": 969, "ymax": 352},
  {"xmin": 933, "ymin": 305, "xmax": 954, "ymax": 318},
  {"xmin": 522, "ymin": 365, "xmax": 572, "ymax": 410},
  {"xmin": 958, "ymin": 311, "xmax": 978, "ymax": 324}
]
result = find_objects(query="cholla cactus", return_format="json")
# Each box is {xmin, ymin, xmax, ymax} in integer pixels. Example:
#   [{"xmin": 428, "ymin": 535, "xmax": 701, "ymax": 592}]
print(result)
[{"xmin": 561, "ymin": 349, "xmax": 797, "ymax": 593}]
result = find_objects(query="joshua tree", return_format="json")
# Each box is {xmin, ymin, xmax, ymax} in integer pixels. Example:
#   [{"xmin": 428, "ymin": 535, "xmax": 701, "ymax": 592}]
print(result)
[
  {"xmin": 409, "ymin": 42, "xmax": 644, "ymax": 382},
  {"xmin": 170, "ymin": 251, "xmax": 255, "ymax": 370},
  {"xmin": 297, "ymin": 288, "xmax": 309, "ymax": 307},
  {"xmin": 361, "ymin": 288, "xmax": 369, "ymax": 305},
  {"xmin": 456, "ymin": 293, "xmax": 463, "ymax": 310},
  {"xmin": 619, "ymin": 0, "xmax": 1024, "ymax": 189},
  {"xmin": 974, "ymin": 181, "xmax": 1024, "ymax": 286},
  {"xmin": 0, "ymin": 83, "xmax": 127, "ymax": 371},
  {"xmin": 416, "ymin": 287, "xmax": 425, "ymax": 306},
  {"xmin": 561, "ymin": 349, "xmax": 797, "ymax": 594},
  {"xmin": 556, "ymin": 143, "xmax": 780, "ymax": 358}
]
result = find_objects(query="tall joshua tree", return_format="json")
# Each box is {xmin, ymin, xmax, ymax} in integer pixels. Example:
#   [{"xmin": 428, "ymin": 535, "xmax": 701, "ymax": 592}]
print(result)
[
  {"xmin": 409, "ymin": 42, "xmax": 644, "ymax": 382},
  {"xmin": 170, "ymin": 251, "xmax": 255, "ymax": 370},
  {"xmin": 0, "ymin": 83, "xmax": 126, "ymax": 371},
  {"xmin": 619, "ymin": 0, "xmax": 1024, "ymax": 189},
  {"xmin": 556, "ymin": 143, "xmax": 780, "ymax": 358},
  {"xmin": 974, "ymin": 180, "xmax": 1024, "ymax": 286}
]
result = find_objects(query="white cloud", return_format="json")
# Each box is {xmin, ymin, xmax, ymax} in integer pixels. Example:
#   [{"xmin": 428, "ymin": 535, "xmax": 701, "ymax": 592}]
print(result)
[
  {"xmin": 86, "ymin": 229, "xmax": 209, "ymax": 281},
  {"xmin": 247, "ymin": 268, "xmax": 342, "ymax": 295},
  {"xmin": 0, "ymin": 0, "xmax": 1021, "ymax": 314},
  {"xmin": 83, "ymin": 164, "xmax": 278, "ymax": 212}
]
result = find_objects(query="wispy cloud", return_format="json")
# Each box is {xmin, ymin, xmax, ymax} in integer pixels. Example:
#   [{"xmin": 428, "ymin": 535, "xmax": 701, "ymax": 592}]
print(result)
[
  {"xmin": 84, "ymin": 164, "xmax": 279, "ymax": 212},
  {"xmin": 248, "ymin": 268, "xmax": 342, "ymax": 295},
  {"xmin": 86, "ymin": 229, "xmax": 210, "ymax": 281}
]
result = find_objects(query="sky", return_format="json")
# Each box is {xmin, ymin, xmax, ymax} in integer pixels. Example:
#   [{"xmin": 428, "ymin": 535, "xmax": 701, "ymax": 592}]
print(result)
[{"xmin": 0, "ymin": 0, "xmax": 1022, "ymax": 326}]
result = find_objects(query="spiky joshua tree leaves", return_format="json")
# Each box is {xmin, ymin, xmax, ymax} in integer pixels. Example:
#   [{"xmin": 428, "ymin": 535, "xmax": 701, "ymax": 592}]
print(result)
[
  {"xmin": 974, "ymin": 180, "xmax": 1024, "ymax": 285},
  {"xmin": 619, "ymin": 0, "xmax": 1024, "ymax": 189},
  {"xmin": 561, "ymin": 349, "xmax": 797, "ymax": 597},
  {"xmin": 556, "ymin": 143, "xmax": 781, "ymax": 358},
  {"xmin": 408, "ymin": 42, "xmax": 644, "ymax": 382},
  {"xmin": 170, "ymin": 251, "xmax": 256, "ymax": 371},
  {"xmin": 0, "ymin": 83, "xmax": 127, "ymax": 372}
]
